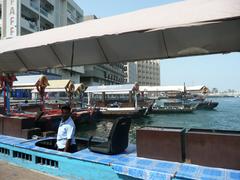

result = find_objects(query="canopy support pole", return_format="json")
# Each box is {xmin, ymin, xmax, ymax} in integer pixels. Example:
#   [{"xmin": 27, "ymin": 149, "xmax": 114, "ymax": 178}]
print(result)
[
  {"xmin": 6, "ymin": 83, "xmax": 10, "ymax": 115},
  {"xmin": 3, "ymin": 81, "xmax": 6, "ymax": 113},
  {"xmin": 88, "ymin": 93, "xmax": 91, "ymax": 106},
  {"xmin": 134, "ymin": 93, "xmax": 138, "ymax": 108},
  {"xmin": 0, "ymin": 74, "xmax": 16, "ymax": 115},
  {"xmin": 2, "ymin": 81, "xmax": 10, "ymax": 115}
]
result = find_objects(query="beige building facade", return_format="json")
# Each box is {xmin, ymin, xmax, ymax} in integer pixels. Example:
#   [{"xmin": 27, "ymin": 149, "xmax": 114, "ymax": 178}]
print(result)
[
  {"xmin": 123, "ymin": 60, "xmax": 160, "ymax": 86},
  {"xmin": 136, "ymin": 60, "xmax": 160, "ymax": 86}
]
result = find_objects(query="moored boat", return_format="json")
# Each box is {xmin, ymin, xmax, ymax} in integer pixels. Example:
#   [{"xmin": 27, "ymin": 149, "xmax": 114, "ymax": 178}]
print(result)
[
  {"xmin": 99, "ymin": 107, "xmax": 148, "ymax": 117},
  {"xmin": 149, "ymin": 99, "xmax": 197, "ymax": 114},
  {"xmin": 85, "ymin": 84, "xmax": 150, "ymax": 118}
]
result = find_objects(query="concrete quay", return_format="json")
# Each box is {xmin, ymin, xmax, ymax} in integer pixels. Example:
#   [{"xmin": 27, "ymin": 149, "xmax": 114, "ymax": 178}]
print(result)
[{"xmin": 0, "ymin": 160, "xmax": 62, "ymax": 180}]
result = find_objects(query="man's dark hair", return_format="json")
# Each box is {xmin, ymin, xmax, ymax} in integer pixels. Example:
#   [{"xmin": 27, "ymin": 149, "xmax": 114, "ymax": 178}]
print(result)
[{"xmin": 61, "ymin": 104, "xmax": 71, "ymax": 111}]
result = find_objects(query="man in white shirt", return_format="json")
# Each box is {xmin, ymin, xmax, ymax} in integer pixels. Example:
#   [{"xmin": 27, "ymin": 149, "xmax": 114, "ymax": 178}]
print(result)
[{"xmin": 56, "ymin": 104, "xmax": 77, "ymax": 153}]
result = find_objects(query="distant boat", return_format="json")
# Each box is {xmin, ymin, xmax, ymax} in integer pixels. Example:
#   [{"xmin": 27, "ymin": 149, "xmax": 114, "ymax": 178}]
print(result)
[
  {"xmin": 181, "ymin": 92, "xmax": 219, "ymax": 110},
  {"xmin": 85, "ymin": 84, "xmax": 150, "ymax": 118},
  {"xmin": 149, "ymin": 99, "xmax": 197, "ymax": 114}
]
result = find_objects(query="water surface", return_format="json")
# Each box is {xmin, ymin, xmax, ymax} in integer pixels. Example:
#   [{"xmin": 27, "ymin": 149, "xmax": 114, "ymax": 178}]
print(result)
[{"xmin": 76, "ymin": 97, "xmax": 240, "ymax": 143}]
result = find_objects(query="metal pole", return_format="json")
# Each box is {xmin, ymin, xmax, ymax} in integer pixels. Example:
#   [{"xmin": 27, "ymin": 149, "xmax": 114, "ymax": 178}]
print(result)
[
  {"xmin": 6, "ymin": 82, "xmax": 10, "ymax": 115},
  {"xmin": 135, "ymin": 93, "xmax": 138, "ymax": 108},
  {"xmin": 88, "ymin": 93, "xmax": 90, "ymax": 105},
  {"xmin": 3, "ymin": 81, "xmax": 6, "ymax": 113}
]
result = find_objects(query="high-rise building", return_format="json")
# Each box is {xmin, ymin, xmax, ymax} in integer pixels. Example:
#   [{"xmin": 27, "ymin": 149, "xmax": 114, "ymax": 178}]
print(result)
[
  {"xmin": 136, "ymin": 60, "xmax": 160, "ymax": 86},
  {"xmin": 123, "ymin": 61, "xmax": 160, "ymax": 86}
]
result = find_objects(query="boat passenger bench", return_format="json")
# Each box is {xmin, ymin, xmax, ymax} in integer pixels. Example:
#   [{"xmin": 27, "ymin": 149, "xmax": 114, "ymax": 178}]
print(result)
[{"xmin": 136, "ymin": 127, "xmax": 240, "ymax": 170}]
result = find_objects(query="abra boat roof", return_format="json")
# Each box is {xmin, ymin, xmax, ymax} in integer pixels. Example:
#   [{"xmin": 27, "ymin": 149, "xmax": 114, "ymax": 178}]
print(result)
[
  {"xmin": 140, "ymin": 85, "xmax": 209, "ymax": 93},
  {"xmin": 0, "ymin": 0, "xmax": 239, "ymax": 73},
  {"xmin": 13, "ymin": 78, "xmax": 71, "ymax": 92},
  {"xmin": 31, "ymin": 79, "xmax": 72, "ymax": 93},
  {"xmin": 47, "ymin": 79, "xmax": 71, "ymax": 89},
  {"xmin": 85, "ymin": 84, "xmax": 135, "ymax": 94},
  {"xmin": 31, "ymin": 81, "xmax": 85, "ymax": 93},
  {"xmin": 13, "ymin": 75, "xmax": 43, "ymax": 89}
]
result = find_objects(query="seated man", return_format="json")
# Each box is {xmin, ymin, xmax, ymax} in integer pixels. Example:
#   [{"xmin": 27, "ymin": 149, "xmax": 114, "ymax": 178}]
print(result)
[{"xmin": 56, "ymin": 104, "xmax": 77, "ymax": 153}]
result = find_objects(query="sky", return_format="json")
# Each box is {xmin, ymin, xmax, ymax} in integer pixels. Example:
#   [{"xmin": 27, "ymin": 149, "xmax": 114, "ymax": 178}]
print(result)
[{"xmin": 74, "ymin": 0, "xmax": 240, "ymax": 91}]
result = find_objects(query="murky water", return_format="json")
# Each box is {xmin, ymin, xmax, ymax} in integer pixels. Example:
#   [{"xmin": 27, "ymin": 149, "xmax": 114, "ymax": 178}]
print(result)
[{"xmin": 76, "ymin": 97, "xmax": 240, "ymax": 143}]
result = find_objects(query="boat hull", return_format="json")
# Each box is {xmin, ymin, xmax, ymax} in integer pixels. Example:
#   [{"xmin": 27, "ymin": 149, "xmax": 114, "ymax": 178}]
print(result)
[
  {"xmin": 0, "ymin": 134, "xmax": 240, "ymax": 180},
  {"xmin": 99, "ymin": 107, "xmax": 147, "ymax": 118},
  {"xmin": 150, "ymin": 108, "xmax": 194, "ymax": 114},
  {"xmin": 196, "ymin": 102, "xmax": 218, "ymax": 110}
]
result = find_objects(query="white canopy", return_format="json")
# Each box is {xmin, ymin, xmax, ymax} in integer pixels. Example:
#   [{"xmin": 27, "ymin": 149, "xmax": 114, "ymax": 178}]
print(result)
[
  {"xmin": 32, "ymin": 88, "xmax": 66, "ymax": 93},
  {"xmin": 12, "ymin": 75, "xmax": 42, "ymax": 89},
  {"xmin": 140, "ymin": 86, "xmax": 185, "ymax": 92},
  {"xmin": 47, "ymin": 79, "xmax": 70, "ymax": 89},
  {"xmin": 187, "ymin": 85, "xmax": 209, "ymax": 92},
  {"xmin": 140, "ymin": 85, "xmax": 208, "ymax": 92},
  {"xmin": 31, "ymin": 79, "xmax": 71, "ymax": 93},
  {"xmin": 0, "ymin": 0, "xmax": 239, "ymax": 73},
  {"xmin": 85, "ymin": 84, "xmax": 135, "ymax": 94}
]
